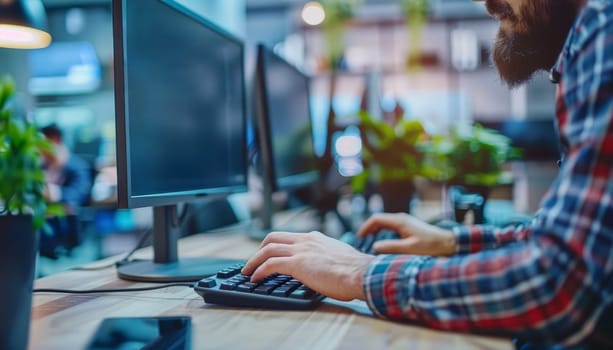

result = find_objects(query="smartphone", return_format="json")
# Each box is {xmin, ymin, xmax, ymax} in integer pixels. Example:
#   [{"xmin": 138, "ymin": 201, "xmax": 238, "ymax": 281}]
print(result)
[{"xmin": 84, "ymin": 316, "xmax": 191, "ymax": 350}]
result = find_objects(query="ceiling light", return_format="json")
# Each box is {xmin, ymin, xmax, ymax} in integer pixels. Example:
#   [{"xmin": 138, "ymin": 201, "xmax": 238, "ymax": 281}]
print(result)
[
  {"xmin": 0, "ymin": 0, "xmax": 52, "ymax": 49},
  {"xmin": 302, "ymin": 1, "xmax": 325, "ymax": 26}
]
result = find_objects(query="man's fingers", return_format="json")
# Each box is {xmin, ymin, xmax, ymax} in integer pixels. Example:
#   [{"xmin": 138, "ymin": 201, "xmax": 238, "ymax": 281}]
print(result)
[
  {"xmin": 242, "ymin": 242, "xmax": 293, "ymax": 275},
  {"xmin": 372, "ymin": 240, "xmax": 414, "ymax": 254},
  {"xmin": 260, "ymin": 232, "xmax": 298, "ymax": 248},
  {"xmin": 250, "ymin": 257, "xmax": 293, "ymax": 282},
  {"xmin": 260, "ymin": 231, "xmax": 315, "ymax": 248},
  {"xmin": 356, "ymin": 214, "xmax": 390, "ymax": 237},
  {"xmin": 356, "ymin": 213, "xmax": 407, "ymax": 237}
]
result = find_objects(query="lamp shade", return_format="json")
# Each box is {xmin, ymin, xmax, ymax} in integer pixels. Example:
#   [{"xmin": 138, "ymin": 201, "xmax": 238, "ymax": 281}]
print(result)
[{"xmin": 0, "ymin": 0, "xmax": 52, "ymax": 49}]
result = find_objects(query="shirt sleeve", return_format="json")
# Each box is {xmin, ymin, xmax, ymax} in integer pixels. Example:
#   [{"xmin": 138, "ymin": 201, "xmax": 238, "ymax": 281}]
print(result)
[
  {"xmin": 60, "ymin": 155, "xmax": 92, "ymax": 212},
  {"xmin": 363, "ymin": 4, "xmax": 613, "ymax": 345},
  {"xmin": 452, "ymin": 222, "xmax": 532, "ymax": 254}
]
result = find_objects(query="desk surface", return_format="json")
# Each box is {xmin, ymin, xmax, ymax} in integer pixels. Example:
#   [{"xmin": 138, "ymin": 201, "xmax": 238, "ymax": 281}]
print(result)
[{"xmin": 31, "ymin": 224, "xmax": 513, "ymax": 350}]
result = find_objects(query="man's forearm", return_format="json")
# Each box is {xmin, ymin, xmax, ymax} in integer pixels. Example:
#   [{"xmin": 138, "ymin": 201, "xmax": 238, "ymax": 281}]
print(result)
[
  {"xmin": 452, "ymin": 224, "xmax": 532, "ymax": 254},
  {"xmin": 362, "ymin": 239, "xmax": 596, "ymax": 344}
]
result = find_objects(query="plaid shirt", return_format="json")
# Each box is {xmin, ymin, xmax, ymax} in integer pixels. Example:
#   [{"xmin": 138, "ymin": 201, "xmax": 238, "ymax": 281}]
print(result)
[{"xmin": 363, "ymin": 1, "xmax": 613, "ymax": 347}]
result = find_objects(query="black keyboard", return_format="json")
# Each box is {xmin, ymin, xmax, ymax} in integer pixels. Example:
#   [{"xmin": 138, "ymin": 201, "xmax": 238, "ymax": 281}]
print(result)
[
  {"xmin": 194, "ymin": 263, "xmax": 324, "ymax": 310},
  {"xmin": 340, "ymin": 230, "xmax": 401, "ymax": 254}
]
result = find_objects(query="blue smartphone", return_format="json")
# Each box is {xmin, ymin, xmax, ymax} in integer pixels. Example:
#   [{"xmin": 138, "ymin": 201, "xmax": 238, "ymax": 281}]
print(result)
[{"xmin": 85, "ymin": 316, "xmax": 191, "ymax": 350}]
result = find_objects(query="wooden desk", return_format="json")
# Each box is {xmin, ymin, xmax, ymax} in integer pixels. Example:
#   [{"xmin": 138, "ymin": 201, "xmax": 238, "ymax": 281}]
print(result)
[{"xmin": 31, "ymin": 228, "xmax": 513, "ymax": 350}]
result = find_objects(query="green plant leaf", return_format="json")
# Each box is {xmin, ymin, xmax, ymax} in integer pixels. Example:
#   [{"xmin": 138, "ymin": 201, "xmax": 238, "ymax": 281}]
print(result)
[
  {"xmin": 320, "ymin": 0, "xmax": 362, "ymax": 69},
  {"xmin": 421, "ymin": 124, "xmax": 515, "ymax": 186},
  {"xmin": 350, "ymin": 171, "xmax": 369, "ymax": 193},
  {"xmin": 356, "ymin": 110, "xmax": 428, "ymax": 186},
  {"xmin": 0, "ymin": 76, "xmax": 63, "ymax": 231},
  {"xmin": 45, "ymin": 203, "xmax": 66, "ymax": 217},
  {"xmin": 0, "ymin": 76, "xmax": 15, "ymax": 109}
]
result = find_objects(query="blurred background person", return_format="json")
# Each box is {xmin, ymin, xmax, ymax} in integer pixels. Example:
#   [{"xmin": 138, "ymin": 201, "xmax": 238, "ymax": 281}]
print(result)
[{"xmin": 40, "ymin": 123, "xmax": 92, "ymax": 258}]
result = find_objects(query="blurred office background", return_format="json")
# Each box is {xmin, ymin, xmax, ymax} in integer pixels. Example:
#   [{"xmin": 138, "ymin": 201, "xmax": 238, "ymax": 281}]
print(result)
[{"xmin": 0, "ymin": 0, "xmax": 560, "ymax": 276}]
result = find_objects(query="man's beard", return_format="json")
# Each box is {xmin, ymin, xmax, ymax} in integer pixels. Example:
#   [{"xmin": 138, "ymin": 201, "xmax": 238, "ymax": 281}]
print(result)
[{"xmin": 492, "ymin": 0, "xmax": 579, "ymax": 87}]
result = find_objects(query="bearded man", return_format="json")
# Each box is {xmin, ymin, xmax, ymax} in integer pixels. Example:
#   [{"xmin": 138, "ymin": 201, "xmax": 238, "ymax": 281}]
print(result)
[{"xmin": 242, "ymin": 0, "xmax": 613, "ymax": 348}]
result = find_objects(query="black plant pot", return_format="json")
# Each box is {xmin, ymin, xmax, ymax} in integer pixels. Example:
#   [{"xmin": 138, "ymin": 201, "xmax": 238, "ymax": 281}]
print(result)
[
  {"xmin": 0, "ymin": 215, "xmax": 38, "ymax": 350},
  {"xmin": 379, "ymin": 180, "xmax": 415, "ymax": 213}
]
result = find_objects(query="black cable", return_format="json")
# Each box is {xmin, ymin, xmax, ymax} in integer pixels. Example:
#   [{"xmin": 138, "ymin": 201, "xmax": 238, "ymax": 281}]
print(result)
[
  {"xmin": 70, "ymin": 263, "xmax": 117, "ymax": 271},
  {"xmin": 70, "ymin": 228, "xmax": 153, "ymax": 271},
  {"xmin": 177, "ymin": 202, "xmax": 192, "ymax": 225},
  {"xmin": 33, "ymin": 282, "xmax": 195, "ymax": 294},
  {"xmin": 118, "ymin": 227, "xmax": 153, "ymax": 262}
]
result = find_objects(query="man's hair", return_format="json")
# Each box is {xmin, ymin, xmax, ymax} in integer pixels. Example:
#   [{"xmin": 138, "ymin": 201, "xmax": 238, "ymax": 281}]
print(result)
[{"xmin": 40, "ymin": 123, "xmax": 63, "ymax": 141}]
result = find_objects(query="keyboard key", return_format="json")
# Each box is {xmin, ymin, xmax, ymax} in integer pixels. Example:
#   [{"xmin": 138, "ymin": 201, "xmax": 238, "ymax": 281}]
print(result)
[
  {"xmin": 228, "ymin": 276, "xmax": 248, "ymax": 284},
  {"xmin": 289, "ymin": 289, "xmax": 312, "ymax": 299},
  {"xmin": 220, "ymin": 282, "xmax": 238, "ymax": 290},
  {"xmin": 254, "ymin": 285, "xmax": 275, "ymax": 295},
  {"xmin": 273, "ymin": 275, "xmax": 291, "ymax": 283},
  {"xmin": 217, "ymin": 269, "xmax": 238, "ymax": 278},
  {"xmin": 358, "ymin": 235, "xmax": 375, "ymax": 251},
  {"xmin": 236, "ymin": 284, "xmax": 255, "ymax": 293},
  {"xmin": 241, "ymin": 281, "xmax": 258, "ymax": 289},
  {"xmin": 271, "ymin": 286, "xmax": 293, "ymax": 297},
  {"xmin": 197, "ymin": 278, "xmax": 216, "ymax": 288},
  {"xmin": 340, "ymin": 230, "xmax": 401, "ymax": 254}
]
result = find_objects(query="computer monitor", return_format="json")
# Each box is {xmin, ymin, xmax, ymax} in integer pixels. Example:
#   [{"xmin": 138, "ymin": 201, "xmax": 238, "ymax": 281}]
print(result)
[
  {"xmin": 479, "ymin": 119, "xmax": 562, "ymax": 161},
  {"xmin": 252, "ymin": 44, "xmax": 319, "ymax": 236},
  {"xmin": 112, "ymin": 0, "xmax": 247, "ymax": 282}
]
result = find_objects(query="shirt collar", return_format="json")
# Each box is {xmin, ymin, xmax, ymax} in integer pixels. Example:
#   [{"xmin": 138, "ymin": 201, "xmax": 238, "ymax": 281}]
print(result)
[{"xmin": 550, "ymin": 31, "xmax": 573, "ymax": 84}]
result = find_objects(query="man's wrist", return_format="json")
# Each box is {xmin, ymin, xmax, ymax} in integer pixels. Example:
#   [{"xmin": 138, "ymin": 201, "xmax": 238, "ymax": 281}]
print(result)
[
  {"xmin": 347, "ymin": 254, "xmax": 375, "ymax": 300},
  {"xmin": 430, "ymin": 226, "xmax": 457, "ymax": 256},
  {"xmin": 444, "ymin": 230, "xmax": 457, "ymax": 256}
]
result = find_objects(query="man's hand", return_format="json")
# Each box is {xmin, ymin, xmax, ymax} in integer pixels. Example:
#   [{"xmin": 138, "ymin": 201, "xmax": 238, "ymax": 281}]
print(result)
[
  {"xmin": 43, "ymin": 183, "xmax": 62, "ymax": 203},
  {"xmin": 357, "ymin": 213, "xmax": 456, "ymax": 256},
  {"xmin": 242, "ymin": 231, "xmax": 375, "ymax": 301}
]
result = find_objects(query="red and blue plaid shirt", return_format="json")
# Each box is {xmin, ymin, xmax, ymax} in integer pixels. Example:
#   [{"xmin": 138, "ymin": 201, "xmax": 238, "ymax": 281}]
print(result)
[{"xmin": 363, "ymin": 1, "xmax": 613, "ymax": 347}]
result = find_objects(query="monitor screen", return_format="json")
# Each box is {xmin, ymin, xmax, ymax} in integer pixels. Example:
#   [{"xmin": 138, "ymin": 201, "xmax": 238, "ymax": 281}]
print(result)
[
  {"xmin": 115, "ymin": 0, "xmax": 247, "ymax": 209},
  {"xmin": 478, "ymin": 119, "xmax": 562, "ymax": 161},
  {"xmin": 112, "ymin": 0, "xmax": 246, "ymax": 282},
  {"xmin": 250, "ymin": 44, "xmax": 319, "ymax": 237},
  {"xmin": 255, "ymin": 44, "xmax": 318, "ymax": 192}
]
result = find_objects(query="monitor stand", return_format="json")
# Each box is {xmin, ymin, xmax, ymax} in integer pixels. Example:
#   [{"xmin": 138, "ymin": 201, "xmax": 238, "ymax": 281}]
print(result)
[
  {"xmin": 247, "ymin": 184, "xmax": 324, "ymax": 241},
  {"xmin": 247, "ymin": 180, "xmax": 274, "ymax": 241},
  {"xmin": 117, "ymin": 205, "xmax": 244, "ymax": 283}
]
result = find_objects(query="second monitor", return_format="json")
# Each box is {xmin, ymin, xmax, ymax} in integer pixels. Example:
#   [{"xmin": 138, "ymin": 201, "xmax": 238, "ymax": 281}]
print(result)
[{"xmin": 252, "ymin": 44, "xmax": 319, "ymax": 237}]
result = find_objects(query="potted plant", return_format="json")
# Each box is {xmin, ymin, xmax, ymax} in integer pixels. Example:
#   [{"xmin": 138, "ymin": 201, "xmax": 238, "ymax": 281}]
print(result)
[
  {"xmin": 320, "ymin": 0, "xmax": 361, "ymax": 70},
  {"xmin": 0, "ymin": 76, "xmax": 62, "ymax": 350},
  {"xmin": 399, "ymin": 0, "xmax": 429, "ymax": 71},
  {"xmin": 351, "ymin": 110, "xmax": 428, "ymax": 213},
  {"xmin": 422, "ymin": 124, "xmax": 519, "ymax": 223}
]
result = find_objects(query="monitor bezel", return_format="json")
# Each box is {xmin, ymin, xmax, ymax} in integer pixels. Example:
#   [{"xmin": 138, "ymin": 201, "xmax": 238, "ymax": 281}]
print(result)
[
  {"xmin": 254, "ymin": 44, "xmax": 319, "ymax": 193},
  {"xmin": 113, "ymin": 0, "xmax": 248, "ymax": 209}
]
